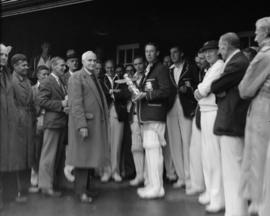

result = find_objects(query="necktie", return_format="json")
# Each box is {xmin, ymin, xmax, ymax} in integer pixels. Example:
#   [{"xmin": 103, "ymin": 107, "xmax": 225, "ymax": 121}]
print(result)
[
  {"xmin": 59, "ymin": 79, "xmax": 67, "ymax": 95},
  {"xmin": 91, "ymin": 74, "xmax": 105, "ymax": 109}
]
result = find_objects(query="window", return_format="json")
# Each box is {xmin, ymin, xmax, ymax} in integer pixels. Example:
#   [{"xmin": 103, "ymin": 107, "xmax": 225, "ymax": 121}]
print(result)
[{"xmin": 116, "ymin": 43, "xmax": 140, "ymax": 66}]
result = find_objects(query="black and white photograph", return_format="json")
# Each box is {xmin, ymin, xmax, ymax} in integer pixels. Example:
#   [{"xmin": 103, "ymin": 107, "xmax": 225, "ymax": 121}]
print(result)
[{"xmin": 1, "ymin": 0, "xmax": 270, "ymax": 215}]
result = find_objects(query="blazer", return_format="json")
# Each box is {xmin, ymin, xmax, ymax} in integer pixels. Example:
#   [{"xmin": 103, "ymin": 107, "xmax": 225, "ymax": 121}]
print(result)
[
  {"xmin": 138, "ymin": 62, "xmax": 172, "ymax": 123},
  {"xmin": 168, "ymin": 59, "xmax": 199, "ymax": 118},
  {"xmin": 38, "ymin": 74, "xmax": 68, "ymax": 129},
  {"xmin": 101, "ymin": 74, "xmax": 130, "ymax": 121},
  {"xmin": 211, "ymin": 51, "xmax": 250, "ymax": 137}
]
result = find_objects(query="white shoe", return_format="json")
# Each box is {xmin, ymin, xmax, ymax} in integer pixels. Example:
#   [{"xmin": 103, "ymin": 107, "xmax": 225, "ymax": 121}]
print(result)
[
  {"xmin": 101, "ymin": 173, "xmax": 111, "ymax": 183},
  {"xmin": 185, "ymin": 188, "xmax": 203, "ymax": 195},
  {"xmin": 112, "ymin": 173, "xmax": 122, "ymax": 182},
  {"xmin": 198, "ymin": 192, "xmax": 210, "ymax": 205},
  {"xmin": 30, "ymin": 169, "xmax": 38, "ymax": 186},
  {"xmin": 205, "ymin": 203, "xmax": 225, "ymax": 213},
  {"xmin": 129, "ymin": 177, "xmax": 144, "ymax": 186},
  {"xmin": 172, "ymin": 180, "xmax": 185, "ymax": 188},
  {"xmin": 138, "ymin": 187, "xmax": 165, "ymax": 199}
]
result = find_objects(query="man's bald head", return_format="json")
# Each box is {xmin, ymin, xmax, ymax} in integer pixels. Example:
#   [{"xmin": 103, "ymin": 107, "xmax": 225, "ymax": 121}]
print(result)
[{"xmin": 82, "ymin": 51, "xmax": 97, "ymax": 72}]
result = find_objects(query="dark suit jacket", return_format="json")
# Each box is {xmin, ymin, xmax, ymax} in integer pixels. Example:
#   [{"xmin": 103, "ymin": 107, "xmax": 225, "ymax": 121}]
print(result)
[
  {"xmin": 38, "ymin": 74, "xmax": 68, "ymax": 129},
  {"xmin": 138, "ymin": 62, "xmax": 172, "ymax": 123},
  {"xmin": 211, "ymin": 51, "xmax": 250, "ymax": 137},
  {"xmin": 101, "ymin": 74, "xmax": 130, "ymax": 121},
  {"xmin": 168, "ymin": 59, "xmax": 199, "ymax": 118}
]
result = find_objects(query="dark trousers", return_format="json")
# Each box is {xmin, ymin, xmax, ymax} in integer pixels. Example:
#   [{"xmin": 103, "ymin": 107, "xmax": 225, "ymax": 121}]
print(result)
[
  {"xmin": 74, "ymin": 169, "xmax": 91, "ymax": 195},
  {"xmin": 33, "ymin": 128, "xmax": 44, "ymax": 172}
]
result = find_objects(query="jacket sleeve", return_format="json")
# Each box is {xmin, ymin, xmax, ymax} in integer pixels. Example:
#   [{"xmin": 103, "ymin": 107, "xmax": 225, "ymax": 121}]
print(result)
[
  {"xmin": 211, "ymin": 60, "xmax": 247, "ymax": 94},
  {"xmin": 198, "ymin": 61, "xmax": 223, "ymax": 97},
  {"xmin": 239, "ymin": 53, "xmax": 270, "ymax": 99},
  {"xmin": 68, "ymin": 74, "xmax": 87, "ymax": 130},
  {"xmin": 38, "ymin": 81, "xmax": 63, "ymax": 112},
  {"xmin": 146, "ymin": 66, "xmax": 172, "ymax": 101}
]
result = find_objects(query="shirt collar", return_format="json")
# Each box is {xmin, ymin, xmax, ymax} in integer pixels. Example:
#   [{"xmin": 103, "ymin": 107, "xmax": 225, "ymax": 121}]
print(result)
[
  {"xmin": 84, "ymin": 67, "xmax": 93, "ymax": 76},
  {"xmin": 51, "ymin": 72, "xmax": 60, "ymax": 83},
  {"xmin": 225, "ymin": 49, "xmax": 240, "ymax": 65}
]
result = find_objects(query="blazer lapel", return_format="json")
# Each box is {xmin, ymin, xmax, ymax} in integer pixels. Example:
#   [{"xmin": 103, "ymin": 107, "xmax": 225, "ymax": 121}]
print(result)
[
  {"xmin": 50, "ymin": 75, "xmax": 65, "ymax": 98},
  {"xmin": 178, "ymin": 60, "xmax": 189, "ymax": 85},
  {"xmin": 169, "ymin": 68, "xmax": 178, "ymax": 88}
]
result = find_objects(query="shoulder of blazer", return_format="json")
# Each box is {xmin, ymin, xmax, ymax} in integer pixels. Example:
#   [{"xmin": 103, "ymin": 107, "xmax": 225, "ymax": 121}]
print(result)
[{"xmin": 226, "ymin": 52, "xmax": 249, "ymax": 71}]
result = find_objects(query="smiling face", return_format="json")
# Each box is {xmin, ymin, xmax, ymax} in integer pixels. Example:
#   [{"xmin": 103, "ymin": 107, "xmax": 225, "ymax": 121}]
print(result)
[
  {"xmin": 204, "ymin": 49, "xmax": 219, "ymax": 65},
  {"xmin": 82, "ymin": 53, "xmax": 97, "ymax": 72}
]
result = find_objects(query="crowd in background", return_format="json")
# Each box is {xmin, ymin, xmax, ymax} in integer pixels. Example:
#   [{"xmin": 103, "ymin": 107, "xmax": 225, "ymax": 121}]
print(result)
[{"xmin": 1, "ymin": 16, "xmax": 270, "ymax": 216}]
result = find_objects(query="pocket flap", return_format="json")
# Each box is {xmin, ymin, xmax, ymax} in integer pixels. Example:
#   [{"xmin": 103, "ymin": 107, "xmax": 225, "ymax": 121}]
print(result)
[{"xmin": 85, "ymin": 113, "xmax": 94, "ymax": 120}]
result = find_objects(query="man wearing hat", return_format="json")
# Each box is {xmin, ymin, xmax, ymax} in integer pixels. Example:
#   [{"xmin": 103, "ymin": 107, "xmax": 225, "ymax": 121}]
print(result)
[
  {"xmin": 10, "ymin": 53, "xmax": 35, "ymax": 202},
  {"xmin": 62, "ymin": 49, "xmax": 79, "ymax": 87},
  {"xmin": 194, "ymin": 40, "xmax": 225, "ymax": 212}
]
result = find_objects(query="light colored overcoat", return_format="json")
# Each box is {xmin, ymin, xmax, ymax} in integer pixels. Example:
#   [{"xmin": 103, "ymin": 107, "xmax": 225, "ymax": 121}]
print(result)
[{"xmin": 66, "ymin": 68, "xmax": 110, "ymax": 168}]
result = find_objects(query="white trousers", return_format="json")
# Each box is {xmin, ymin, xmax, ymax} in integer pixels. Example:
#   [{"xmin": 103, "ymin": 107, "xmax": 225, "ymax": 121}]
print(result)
[
  {"xmin": 220, "ymin": 136, "xmax": 248, "ymax": 216},
  {"xmin": 201, "ymin": 111, "xmax": 224, "ymax": 206},
  {"xmin": 189, "ymin": 117, "xmax": 204, "ymax": 191},
  {"xmin": 109, "ymin": 104, "xmax": 124, "ymax": 174},
  {"xmin": 166, "ymin": 97, "xmax": 192, "ymax": 187},
  {"xmin": 260, "ymin": 142, "xmax": 270, "ymax": 216},
  {"xmin": 163, "ymin": 142, "xmax": 176, "ymax": 179},
  {"xmin": 142, "ymin": 122, "xmax": 165, "ymax": 190},
  {"xmin": 130, "ymin": 115, "xmax": 144, "ymax": 179}
]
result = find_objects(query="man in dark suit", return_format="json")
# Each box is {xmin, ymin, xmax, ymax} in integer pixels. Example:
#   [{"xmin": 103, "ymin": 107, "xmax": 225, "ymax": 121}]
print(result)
[
  {"xmin": 136, "ymin": 42, "xmax": 172, "ymax": 199},
  {"xmin": 38, "ymin": 57, "xmax": 68, "ymax": 196},
  {"xmin": 66, "ymin": 51, "xmax": 109, "ymax": 203},
  {"xmin": 62, "ymin": 49, "xmax": 79, "ymax": 87},
  {"xmin": 30, "ymin": 65, "xmax": 49, "ymax": 192},
  {"xmin": 210, "ymin": 32, "xmax": 250, "ymax": 216},
  {"xmin": 166, "ymin": 45, "xmax": 199, "ymax": 189}
]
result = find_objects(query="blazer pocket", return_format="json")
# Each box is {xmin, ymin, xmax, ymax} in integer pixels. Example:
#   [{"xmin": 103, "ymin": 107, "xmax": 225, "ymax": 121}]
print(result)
[
  {"xmin": 85, "ymin": 113, "xmax": 94, "ymax": 120},
  {"xmin": 147, "ymin": 103, "xmax": 162, "ymax": 107}
]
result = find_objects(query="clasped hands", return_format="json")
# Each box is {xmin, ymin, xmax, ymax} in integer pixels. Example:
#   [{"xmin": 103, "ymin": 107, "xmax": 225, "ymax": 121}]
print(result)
[{"xmin": 194, "ymin": 89, "xmax": 203, "ymax": 101}]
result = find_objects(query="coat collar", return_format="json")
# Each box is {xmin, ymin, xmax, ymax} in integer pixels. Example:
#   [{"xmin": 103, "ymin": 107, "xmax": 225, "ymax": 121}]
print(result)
[{"xmin": 82, "ymin": 68, "xmax": 106, "ymax": 112}]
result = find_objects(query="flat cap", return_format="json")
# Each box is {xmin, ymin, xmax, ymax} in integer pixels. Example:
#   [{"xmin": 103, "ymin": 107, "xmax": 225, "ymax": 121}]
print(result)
[{"xmin": 10, "ymin": 53, "xmax": 27, "ymax": 66}]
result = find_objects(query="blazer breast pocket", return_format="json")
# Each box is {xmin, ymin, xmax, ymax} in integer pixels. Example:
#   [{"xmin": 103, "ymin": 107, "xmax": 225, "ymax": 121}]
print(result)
[{"xmin": 144, "ymin": 78, "xmax": 158, "ymax": 91}]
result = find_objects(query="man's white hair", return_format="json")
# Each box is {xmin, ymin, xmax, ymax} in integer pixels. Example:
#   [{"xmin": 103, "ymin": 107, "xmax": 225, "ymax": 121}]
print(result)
[
  {"xmin": 82, "ymin": 51, "xmax": 96, "ymax": 61},
  {"xmin": 0, "ymin": 43, "xmax": 12, "ymax": 54}
]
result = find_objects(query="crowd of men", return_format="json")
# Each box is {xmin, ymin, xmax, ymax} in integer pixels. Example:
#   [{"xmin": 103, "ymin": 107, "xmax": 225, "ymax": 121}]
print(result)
[{"xmin": 1, "ymin": 16, "xmax": 270, "ymax": 216}]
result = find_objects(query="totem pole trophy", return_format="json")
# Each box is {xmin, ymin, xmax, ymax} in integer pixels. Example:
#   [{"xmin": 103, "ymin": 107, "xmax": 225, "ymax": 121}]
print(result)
[{"xmin": 116, "ymin": 73, "xmax": 144, "ymax": 102}]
